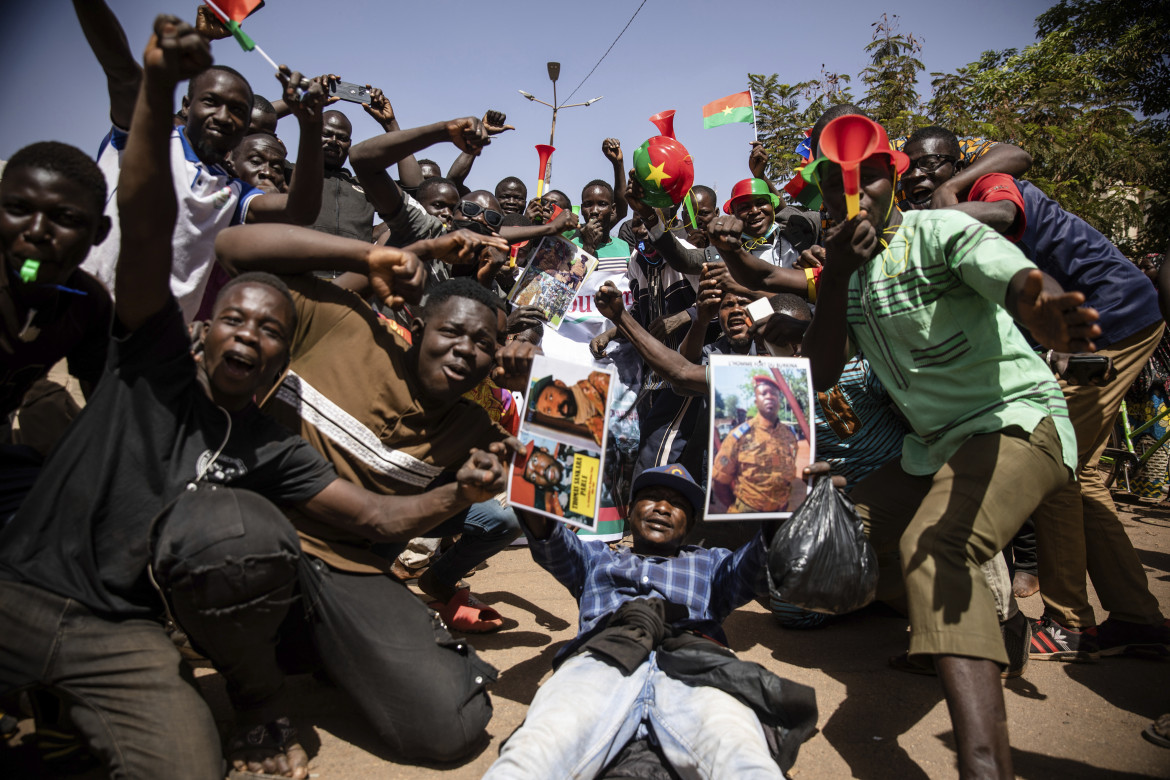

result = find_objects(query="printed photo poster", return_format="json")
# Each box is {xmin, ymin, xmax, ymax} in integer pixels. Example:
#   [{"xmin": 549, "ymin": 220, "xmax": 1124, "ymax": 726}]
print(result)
[
  {"xmin": 508, "ymin": 354, "xmax": 616, "ymax": 531},
  {"xmin": 706, "ymin": 355, "xmax": 815, "ymax": 521},
  {"xmin": 507, "ymin": 236, "xmax": 599, "ymax": 331}
]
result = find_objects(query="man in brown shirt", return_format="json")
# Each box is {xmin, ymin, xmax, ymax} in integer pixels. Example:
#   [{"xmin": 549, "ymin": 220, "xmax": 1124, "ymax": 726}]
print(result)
[{"xmin": 217, "ymin": 222, "xmax": 530, "ymax": 760}]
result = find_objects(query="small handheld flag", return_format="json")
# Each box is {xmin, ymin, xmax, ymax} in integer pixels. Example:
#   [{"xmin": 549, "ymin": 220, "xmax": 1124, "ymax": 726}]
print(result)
[
  {"xmin": 203, "ymin": 0, "xmax": 279, "ymax": 71},
  {"xmin": 702, "ymin": 91, "xmax": 754, "ymax": 130}
]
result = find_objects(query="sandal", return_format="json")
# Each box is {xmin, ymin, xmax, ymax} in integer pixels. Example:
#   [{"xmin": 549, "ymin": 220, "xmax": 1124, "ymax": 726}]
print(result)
[
  {"xmin": 226, "ymin": 716, "xmax": 309, "ymax": 779},
  {"xmin": 428, "ymin": 588, "xmax": 506, "ymax": 634},
  {"xmin": 1142, "ymin": 714, "xmax": 1170, "ymax": 749}
]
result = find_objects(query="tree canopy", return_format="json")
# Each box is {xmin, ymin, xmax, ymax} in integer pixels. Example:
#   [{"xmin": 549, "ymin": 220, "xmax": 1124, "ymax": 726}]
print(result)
[{"xmin": 748, "ymin": 1, "xmax": 1169, "ymax": 255}]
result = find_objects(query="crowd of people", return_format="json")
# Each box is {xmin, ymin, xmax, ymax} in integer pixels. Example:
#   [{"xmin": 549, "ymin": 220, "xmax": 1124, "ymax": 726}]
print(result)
[{"xmin": 1, "ymin": 4, "xmax": 1168, "ymax": 779}]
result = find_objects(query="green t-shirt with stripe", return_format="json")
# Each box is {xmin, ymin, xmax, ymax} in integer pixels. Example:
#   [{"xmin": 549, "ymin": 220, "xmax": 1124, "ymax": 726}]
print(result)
[{"xmin": 844, "ymin": 209, "xmax": 1075, "ymax": 476}]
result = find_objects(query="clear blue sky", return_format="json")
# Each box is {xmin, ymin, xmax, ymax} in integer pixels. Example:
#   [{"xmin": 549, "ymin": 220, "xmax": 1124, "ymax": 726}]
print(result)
[{"xmin": 1, "ymin": 0, "xmax": 1053, "ymax": 207}]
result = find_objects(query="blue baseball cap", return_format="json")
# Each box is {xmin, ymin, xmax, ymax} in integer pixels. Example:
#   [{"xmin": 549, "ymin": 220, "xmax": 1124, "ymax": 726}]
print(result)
[{"xmin": 630, "ymin": 464, "xmax": 706, "ymax": 518}]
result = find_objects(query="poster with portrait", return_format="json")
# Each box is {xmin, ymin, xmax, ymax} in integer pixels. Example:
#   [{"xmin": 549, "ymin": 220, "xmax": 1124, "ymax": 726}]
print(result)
[
  {"xmin": 507, "ymin": 236, "xmax": 599, "ymax": 331},
  {"xmin": 706, "ymin": 355, "xmax": 815, "ymax": 521},
  {"xmin": 508, "ymin": 354, "xmax": 615, "ymax": 530}
]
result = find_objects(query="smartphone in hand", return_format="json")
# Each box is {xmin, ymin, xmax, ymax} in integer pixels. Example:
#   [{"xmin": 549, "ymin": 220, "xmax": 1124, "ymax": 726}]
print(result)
[{"xmin": 330, "ymin": 81, "xmax": 371, "ymax": 104}]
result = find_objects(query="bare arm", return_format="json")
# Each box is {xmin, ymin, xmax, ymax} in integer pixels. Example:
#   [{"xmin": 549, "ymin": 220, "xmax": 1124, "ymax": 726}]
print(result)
[
  {"xmin": 446, "ymin": 151, "xmax": 475, "ymax": 192},
  {"xmin": 594, "ymin": 283, "xmax": 708, "ymax": 395},
  {"xmin": 707, "ymin": 216, "xmax": 810, "ymax": 296},
  {"xmin": 350, "ymin": 117, "xmax": 489, "ymax": 217},
  {"xmin": 499, "ymin": 209, "xmax": 580, "ymax": 244},
  {"xmin": 945, "ymin": 200, "xmax": 1020, "ymax": 235},
  {"xmin": 300, "ymin": 447, "xmax": 509, "ymax": 542},
  {"xmin": 602, "ymin": 139, "xmax": 628, "ymax": 222},
  {"xmin": 115, "ymin": 16, "xmax": 210, "ymax": 333},
  {"xmin": 1004, "ymin": 268, "xmax": 1100, "ymax": 353},
  {"xmin": 73, "ymin": 0, "xmax": 142, "ymax": 130},
  {"xmin": 679, "ymin": 269, "xmax": 722, "ymax": 363},
  {"xmin": 245, "ymin": 70, "xmax": 326, "ymax": 225},
  {"xmin": 933, "ymin": 143, "xmax": 1032, "ymax": 207}
]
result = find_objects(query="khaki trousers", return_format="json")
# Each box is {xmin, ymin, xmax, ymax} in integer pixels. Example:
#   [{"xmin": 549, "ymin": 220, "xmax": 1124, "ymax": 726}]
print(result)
[
  {"xmin": 1034, "ymin": 321, "xmax": 1166, "ymax": 628},
  {"xmin": 851, "ymin": 417, "xmax": 1070, "ymax": 664}
]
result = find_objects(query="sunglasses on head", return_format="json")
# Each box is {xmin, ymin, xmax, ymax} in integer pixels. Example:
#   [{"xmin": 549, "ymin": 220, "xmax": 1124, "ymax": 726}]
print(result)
[
  {"xmin": 459, "ymin": 200, "xmax": 504, "ymax": 228},
  {"xmin": 907, "ymin": 154, "xmax": 957, "ymax": 173}
]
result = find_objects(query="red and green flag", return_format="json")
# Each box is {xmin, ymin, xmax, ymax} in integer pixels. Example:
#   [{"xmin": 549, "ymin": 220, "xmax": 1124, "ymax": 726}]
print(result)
[{"xmin": 702, "ymin": 91, "xmax": 754, "ymax": 129}]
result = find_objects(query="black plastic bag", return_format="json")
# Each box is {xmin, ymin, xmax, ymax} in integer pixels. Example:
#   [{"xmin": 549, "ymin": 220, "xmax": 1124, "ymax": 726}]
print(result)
[{"xmin": 766, "ymin": 476, "xmax": 877, "ymax": 615}]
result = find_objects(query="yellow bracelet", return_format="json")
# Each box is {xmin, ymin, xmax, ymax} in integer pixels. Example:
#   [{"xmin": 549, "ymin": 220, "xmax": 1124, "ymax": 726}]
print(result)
[{"xmin": 805, "ymin": 267, "xmax": 817, "ymax": 303}]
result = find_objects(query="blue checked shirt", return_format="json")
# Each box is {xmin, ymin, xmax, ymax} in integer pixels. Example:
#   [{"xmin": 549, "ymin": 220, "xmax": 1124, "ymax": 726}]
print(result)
[{"xmin": 526, "ymin": 522, "xmax": 768, "ymax": 658}]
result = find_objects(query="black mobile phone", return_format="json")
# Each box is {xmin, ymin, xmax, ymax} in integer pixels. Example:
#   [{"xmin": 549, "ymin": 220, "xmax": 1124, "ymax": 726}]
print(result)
[
  {"xmin": 330, "ymin": 81, "xmax": 371, "ymax": 104},
  {"xmin": 1064, "ymin": 354, "xmax": 1110, "ymax": 384}
]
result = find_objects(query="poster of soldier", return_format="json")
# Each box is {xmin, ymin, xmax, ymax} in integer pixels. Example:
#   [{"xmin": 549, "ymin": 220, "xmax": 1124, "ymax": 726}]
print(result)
[
  {"xmin": 508, "ymin": 354, "xmax": 615, "ymax": 530},
  {"xmin": 706, "ymin": 355, "xmax": 815, "ymax": 520}
]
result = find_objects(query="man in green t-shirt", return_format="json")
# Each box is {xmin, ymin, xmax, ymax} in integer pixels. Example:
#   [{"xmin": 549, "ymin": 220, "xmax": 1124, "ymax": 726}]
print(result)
[{"xmin": 795, "ymin": 116, "xmax": 1100, "ymax": 780}]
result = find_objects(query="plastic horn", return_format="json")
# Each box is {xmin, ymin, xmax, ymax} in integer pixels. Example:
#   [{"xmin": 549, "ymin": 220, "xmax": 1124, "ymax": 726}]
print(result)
[
  {"xmin": 648, "ymin": 110, "xmax": 677, "ymax": 140},
  {"xmin": 818, "ymin": 115, "xmax": 882, "ymax": 219},
  {"xmin": 535, "ymin": 144, "xmax": 555, "ymax": 199}
]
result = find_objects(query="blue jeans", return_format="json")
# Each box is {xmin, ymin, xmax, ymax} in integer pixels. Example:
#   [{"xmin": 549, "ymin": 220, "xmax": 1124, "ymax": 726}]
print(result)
[
  {"xmin": 426, "ymin": 500, "xmax": 521, "ymax": 590},
  {"xmin": 483, "ymin": 650, "xmax": 783, "ymax": 780}
]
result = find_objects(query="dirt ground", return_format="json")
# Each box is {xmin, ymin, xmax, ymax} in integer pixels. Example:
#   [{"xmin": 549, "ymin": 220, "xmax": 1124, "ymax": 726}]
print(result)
[{"xmin": 5, "ymin": 500, "xmax": 1170, "ymax": 779}]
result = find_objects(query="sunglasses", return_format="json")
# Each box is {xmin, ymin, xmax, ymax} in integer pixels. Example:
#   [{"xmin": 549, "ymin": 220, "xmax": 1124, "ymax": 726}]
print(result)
[
  {"xmin": 459, "ymin": 200, "xmax": 504, "ymax": 228},
  {"xmin": 907, "ymin": 154, "xmax": 957, "ymax": 173}
]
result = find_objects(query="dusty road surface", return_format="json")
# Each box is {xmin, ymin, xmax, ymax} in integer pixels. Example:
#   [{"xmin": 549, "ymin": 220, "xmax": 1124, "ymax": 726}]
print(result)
[{"xmin": 5, "ymin": 500, "xmax": 1170, "ymax": 779}]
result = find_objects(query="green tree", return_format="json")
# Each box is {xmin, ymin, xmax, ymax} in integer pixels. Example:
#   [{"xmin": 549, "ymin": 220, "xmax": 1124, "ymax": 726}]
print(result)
[
  {"xmin": 859, "ymin": 14, "xmax": 926, "ymax": 139},
  {"xmin": 749, "ymin": 70, "xmax": 853, "ymax": 186}
]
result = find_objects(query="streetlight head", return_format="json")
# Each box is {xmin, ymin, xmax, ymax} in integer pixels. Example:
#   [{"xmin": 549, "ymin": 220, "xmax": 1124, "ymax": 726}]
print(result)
[
  {"xmin": 585, "ymin": 96, "xmax": 604, "ymax": 106},
  {"xmin": 519, "ymin": 90, "xmax": 536, "ymax": 101},
  {"xmin": 547, "ymin": 62, "xmax": 561, "ymax": 82}
]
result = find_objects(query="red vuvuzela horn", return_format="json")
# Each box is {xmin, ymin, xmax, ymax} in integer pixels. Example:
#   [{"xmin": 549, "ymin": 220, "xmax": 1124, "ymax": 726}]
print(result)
[
  {"xmin": 534, "ymin": 144, "xmax": 555, "ymax": 199},
  {"xmin": 648, "ymin": 110, "xmax": 676, "ymax": 140}
]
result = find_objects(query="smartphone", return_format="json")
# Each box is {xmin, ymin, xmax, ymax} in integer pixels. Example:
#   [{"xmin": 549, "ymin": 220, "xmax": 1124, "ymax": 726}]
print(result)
[
  {"xmin": 1064, "ymin": 354, "xmax": 1110, "ymax": 384},
  {"xmin": 330, "ymin": 81, "xmax": 371, "ymax": 104}
]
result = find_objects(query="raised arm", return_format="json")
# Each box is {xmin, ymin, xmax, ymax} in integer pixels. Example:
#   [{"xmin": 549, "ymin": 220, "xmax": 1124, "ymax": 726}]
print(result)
[
  {"xmin": 625, "ymin": 171, "xmax": 706, "ymax": 275},
  {"xmin": 679, "ymin": 267, "xmax": 723, "ymax": 363},
  {"xmin": 594, "ymin": 282, "xmax": 708, "ymax": 395},
  {"xmin": 933, "ymin": 143, "xmax": 1032, "ymax": 208},
  {"xmin": 115, "ymin": 15, "xmax": 210, "ymax": 332},
  {"xmin": 218, "ymin": 225, "xmax": 505, "ymax": 307},
  {"xmin": 73, "ymin": 0, "xmax": 142, "ymax": 130},
  {"xmin": 707, "ymin": 215, "xmax": 811, "ymax": 296},
  {"xmin": 801, "ymin": 215, "xmax": 874, "ymax": 391},
  {"xmin": 362, "ymin": 87, "xmax": 427, "ymax": 189},
  {"xmin": 602, "ymin": 139, "xmax": 629, "ymax": 221},
  {"xmin": 748, "ymin": 142, "xmax": 784, "ymax": 201},
  {"xmin": 349, "ymin": 117, "xmax": 491, "ymax": 218},
  {"xmin": 244, "ymin": 69, "xmax": 327, "ymax": 224}
]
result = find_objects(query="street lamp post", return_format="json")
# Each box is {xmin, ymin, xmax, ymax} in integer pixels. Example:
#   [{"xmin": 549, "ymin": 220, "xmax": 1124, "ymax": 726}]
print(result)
[{"xmin": 519, "ymin": 61, "xmax": 603, "ymax": 193}]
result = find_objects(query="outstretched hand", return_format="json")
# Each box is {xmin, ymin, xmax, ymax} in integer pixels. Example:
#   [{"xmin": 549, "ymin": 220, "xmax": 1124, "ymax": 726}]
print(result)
[
  {"xmin": 822, "ymin": 212, "xmax": 879, "ymax": 278},
  {"xmin": 482, "ymin": 110, "xmax": 515, "ymax": 136},
  {"xmin": 456, "ymin": 448, "xmax": 507, "ymax": 503},
  {"xmin": 143, "ymin": 15, "xmax": 211, "ymax": 87},
  {"xmin": 748, "ymin": 141, "xmax": 769, "ymax": 180},
  {"xmin": 493, "ymin": 340, "xmax": 540, "ymax": 389},
  {"xmin": 446, "ymin": 117, "xmax": 492, "ymax": 155},
  {"xmin": 363, "ymin": 86, "xmax": 394, "ymax": 124},
  {"xmin": 1012, "ymin": 269, "xmax": 1100, "ymax": 353},
  {"xmin": 707, "ymin": 215, "xmax": 745, "ymax": 255},
  {"xmin": 594, "ymin": 281, "xmax": 626, "ymax": 322},
  {"xmin": 602, "ymin": 138, "xmax": 623, "ymax": 165},
  {"xmin": 278, "ymin": 67, "xmax": 328, "ymax": 120},
  {"xmin": 426, "ymin": 229, "xmax": 511, "ymax": 265},
  {"xmin": 194, "ymin": 5, "xmax": 231, "ymax": 40},
  {"xmin": 367, "ymin": 246, "xmax": 426, "ymax": 310},
  {"xmin": 624, "ymin": 169, "xmax": 654, "ymax": 220}
]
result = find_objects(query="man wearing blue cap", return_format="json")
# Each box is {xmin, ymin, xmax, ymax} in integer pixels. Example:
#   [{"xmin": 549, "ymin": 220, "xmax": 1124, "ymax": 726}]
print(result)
[{"xmin": 485, "ymin": 464, "xmax": 817, "ymax": 779}]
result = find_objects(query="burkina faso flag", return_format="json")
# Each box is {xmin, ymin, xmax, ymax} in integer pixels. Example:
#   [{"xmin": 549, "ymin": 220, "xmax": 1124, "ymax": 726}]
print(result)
[{"xmin": 702, "ymin": 91, "xmax": 754, "ymax": 129}]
